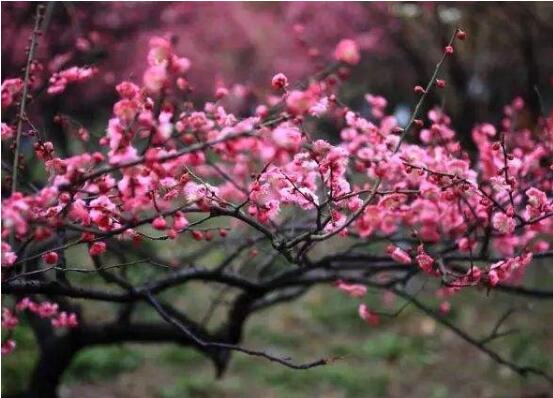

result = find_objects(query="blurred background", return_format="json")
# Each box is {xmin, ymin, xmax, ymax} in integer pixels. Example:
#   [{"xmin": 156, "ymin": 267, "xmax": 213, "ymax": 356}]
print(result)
[
  {"xmin": 2, "ymin": 2, "xmax": 553, "ymax": 397},
  {"xmin": 3, "ymin": 2, "xmax": 553, "ymax": 153}
]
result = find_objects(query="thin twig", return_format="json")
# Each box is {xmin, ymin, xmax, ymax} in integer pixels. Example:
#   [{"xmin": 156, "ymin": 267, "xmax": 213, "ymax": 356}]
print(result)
[{"xmin": 11, "ymin": 5, "xmax": 44, "ymax": 195}]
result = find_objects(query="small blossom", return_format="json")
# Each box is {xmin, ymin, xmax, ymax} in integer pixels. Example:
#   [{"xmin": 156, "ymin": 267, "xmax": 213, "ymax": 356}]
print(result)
[
  {"xmin": 116, "ymin": 81, "xmax": 140, "ymax": 99},
  {"xmin": 271, "ymin": 73, "xmax": 288, "ymax": 90},
  {"xmin": 271, "ymin": 123, "xmax": 302, "ymax": 151},
  {"xmin": 143, "ymin": 64, "xmax": 168, "ymax": 93},
  {"xmin": 1, "ymin": 339, "xmax": 16, "ymax": 355},
  {"xmin": 2, "ymin": 308, "xmax": 19, "ymax": 329},
  {"xmin": 36, "ymin": 302, "xmax": 59, "ymax": 318},
  {"xmin": 1, "ymin": 78, "xmax": 23, "ymax": 109},
  {"xmin": 52, "ymin": 311, "xmax": 79, "ymax": 328},
  {"xmin": 48, "ymin": 66, "xmax": 97, "ymax": 95},
  {"xmin": 492, "ymin": 212, "xmax": 515, "ymax": 234},
  {"xmin": 336, "ymin": 280, "xmax": 367, "ymax": 297},
  {"xmin": 416, "ymin": 245, "xmax": 435, "ymax": 274},
  {"xmin": 286, "ymin": 90, "xmax": 315, "ymax": 115},
  {"xmin": 1, "ymin": 123, "xmax": 14, "ymax": 140},
  {"xmin": 358, "ymin": 304, "xmax": 380, "ymax": 326},
  {"xmin": 488, "ymin": 269, "xmax": 500, "ymax": 286},
  {"xmin": 1, "ymin": 242, "xmax": 17, "ymax": 267},
  {"xmin": 386, "ymin": 245, "xmax": 412, "ymax": 264}
]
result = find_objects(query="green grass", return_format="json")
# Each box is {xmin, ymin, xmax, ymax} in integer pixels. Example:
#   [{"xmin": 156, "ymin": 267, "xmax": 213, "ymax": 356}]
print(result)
[
  {"xmin": 1, "ymin": 326, "xmax": 38, "ymax": 394},
  {"xmin": 65, "ymin": 346, "xmax": 143, "ymax": 382}
]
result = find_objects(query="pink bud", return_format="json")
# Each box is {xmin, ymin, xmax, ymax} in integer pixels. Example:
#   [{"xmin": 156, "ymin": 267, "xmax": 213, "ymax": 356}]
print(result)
[
  {"xmin": 42, "ymin": 252, "xmax": 59, "ymax": 265},
  {"xmin": 414, "ymin": 85, "xmax": 425, "ymax": 95},
  {"xmin": 152, "ymin": 216, "xmax": 167, "ymax": 230},
  {"xmin": 191, "ymin": 230, "xmax": 204, "ymax": 241},
  {"xmin": 89, "ymin": 242, "xmax": 107, "ymax": 256},
  {"xmin": 271, "ymin": 73, "xmax": 288, "ymax": 90},
  {"xmin": 439, "ymin": 301, "xmax": 451, "ymax": 314}
]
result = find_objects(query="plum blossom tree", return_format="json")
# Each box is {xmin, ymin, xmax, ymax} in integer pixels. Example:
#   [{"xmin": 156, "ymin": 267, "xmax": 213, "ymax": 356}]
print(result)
[{"xmin": 2, "ymin": 4, "xmax": 553, "ymax": 398}]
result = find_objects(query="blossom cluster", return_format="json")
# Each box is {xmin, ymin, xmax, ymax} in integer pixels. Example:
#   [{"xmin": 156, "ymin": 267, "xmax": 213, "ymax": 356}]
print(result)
[
  {"xmin": 1, "ymin": 23, "xmax": 552, "ymax": 356},
  {"xmin": 2, "ymin": 298, "xmax": 78, "ymax": 355}
]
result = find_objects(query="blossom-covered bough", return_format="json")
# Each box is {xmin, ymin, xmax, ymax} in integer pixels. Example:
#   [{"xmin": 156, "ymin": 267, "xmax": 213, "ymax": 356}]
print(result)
[{"xmin": 2, "ymin": 5, "xmax": 553, "ymax": 397}]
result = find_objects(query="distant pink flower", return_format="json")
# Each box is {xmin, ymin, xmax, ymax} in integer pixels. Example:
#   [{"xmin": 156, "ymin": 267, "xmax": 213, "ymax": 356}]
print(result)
[
  {"xmin": 48, "ymin": 66, "xmax": 96, "ymax": 95},
  {"xmin": 286, "ymin": 90, "xmax": 316, "ymax": 115},
  {"xmin": 271, "ymin": 123, "xmax": 302, "ymax": 151},
  {"xmin": 143, "ymin": 64, "xmax": 168, "ymax": 93},
  {"xmin": 173, "ymin": 57, "xmax": 191, "ymax": 74},
  {"xmin": 334, "ymin": 39, "xmax": 361, "ymax": 65},
  {"xmin": 147, "ymin": 36, "xmax": 172, "ymax": 66}
]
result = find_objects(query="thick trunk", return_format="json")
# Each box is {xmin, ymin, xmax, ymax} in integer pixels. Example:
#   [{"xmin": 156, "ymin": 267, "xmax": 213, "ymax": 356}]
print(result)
[{"xmin": 27, "ymin": 334, "xmax": 81, "ymax": 398}]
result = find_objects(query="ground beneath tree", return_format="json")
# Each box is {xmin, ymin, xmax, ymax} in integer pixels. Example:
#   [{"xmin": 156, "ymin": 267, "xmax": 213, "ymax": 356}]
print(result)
[{"xmin": 52, "ymin": 286, "xmax": 552, "ymax": 398}]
